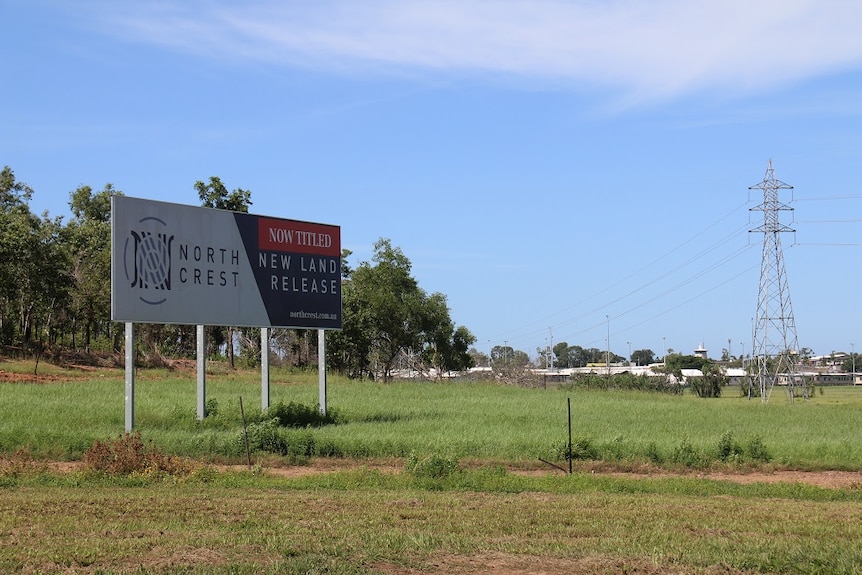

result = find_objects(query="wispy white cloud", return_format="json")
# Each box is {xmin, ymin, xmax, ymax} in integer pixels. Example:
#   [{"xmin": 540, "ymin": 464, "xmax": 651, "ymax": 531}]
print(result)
[{"xmin": 94, "ymin": 0, "xmax": 862, "ymax": 104}]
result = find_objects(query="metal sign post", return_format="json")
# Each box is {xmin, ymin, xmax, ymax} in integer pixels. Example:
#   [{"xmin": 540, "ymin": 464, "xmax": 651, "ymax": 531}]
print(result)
[
  {"xmin": 261, "ymin": 327, "xmax": 270, "ymax": 411},
  {"xmin": 124, "ymin": 322, "xmax": 135, "ymax": 432},
  {"xmin": 318, "ymin": 329, "xmax": 327, "ymax": 415}
]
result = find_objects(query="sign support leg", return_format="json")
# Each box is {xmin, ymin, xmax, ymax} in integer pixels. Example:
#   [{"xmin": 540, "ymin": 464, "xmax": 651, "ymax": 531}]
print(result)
[
  {"xmin": 318, "ymin": 329, "xmax": 327, "ymax": 415},
  {"xmin": 125, "ymin": 322, "xmax": 135, "ymax": 432},
  {"xmin": 261, "ymin": 327, "xmax": 270, "ymax": 412},
  {"xmin": 197, "ymin": 325, "xmax": 206, "ymax": 420}
]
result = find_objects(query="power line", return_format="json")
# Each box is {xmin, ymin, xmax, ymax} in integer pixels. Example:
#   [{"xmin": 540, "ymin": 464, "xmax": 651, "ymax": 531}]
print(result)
[
  {"xmin": 498, "ymin": 203, "xmax": 752, "ymax": 346},
  {"xmin": 497, "ymin": 172, "xmax": 858, "ymax": 357},
  {"xmin": 794, "ymin": 219, "xmax": 862, "ymax": 224},
  {"xmin": 554, "ymin": 245, "xmax": 755, "ymax": 348},
  {"xmin": 795, "ymin": 242, "xmax": 862, "ymax": 247},
  {"xmin": 793, "ymin": 195, "xmax": 862, "ymax": 201}
]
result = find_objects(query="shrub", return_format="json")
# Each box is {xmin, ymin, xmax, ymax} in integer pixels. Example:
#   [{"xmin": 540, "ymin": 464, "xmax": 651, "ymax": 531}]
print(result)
[
  {"xmin": 83, "ymin": 433, "xmax": 199, "ymax": 476},
  {"xmin": 244, "ymin": 418, "xmax": 289, "ymax": 455},
  {"xmin": 644, "ymin": 442, "xmax": 664, "ymax": 464},
  {"xmin": 265, "ymin": 401, "xmax": 339, "ymax": 428},
  {"xmin": 717, "ymin": 431, "xmax": 744, "ymax": 461},
  {"xmin": 689, "ymin": 373, "xmax": 725, "ymax": 398},
  {"xmin": 603, "ymin": 435, "xmax": 630, "ymax": 460},
  {"xmin": 242, "ymin": 420, "xmax": 318, "ymax": 459},
  {"xmin": 405, "ymin": 452, "xmax": 459, "ymax": 479},
  {"xmin": 204, "ymin": 397, "xmax": 220, "ymax": 418},
  {"xmin": 746, "ymin": 435, "xmax": 771, "ymax": 463},
  {"xmin": 571, "ymin": 437, "xmax": 599, "ymax": 460},
  {"xmin": 0, "ymin": 448, "xmax": 46, "ymax": 478},
  {"xmin": 669, "ymin": 439, "xmax": 706, "ymax": 468},
  {"xmin": 551, "ymin": 436, "xmax": 599, "ymax": 463},
  {"xmin": 284, "ymin": 430, "xmax": 316, "ymax": 458}
]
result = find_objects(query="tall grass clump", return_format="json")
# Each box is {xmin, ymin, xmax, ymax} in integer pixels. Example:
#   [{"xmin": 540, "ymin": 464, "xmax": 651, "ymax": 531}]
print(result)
[
  {"xmin": 238, "ymin": 401, "xmax": 338, "ymax": 460},
  {"xmin": 715, "ymin": 430, "xmax": 772, "ymax": 464},
  {"xmin": 405, "ymin": 451, "xmax": 459, "ymax": 479},
  {"xmin": 261, "ymin": 400, "xmax": 340, "ymax": 427},
  {"xmin": 242, "ymin": 419, "xmax": 317, "ymax": 461}
]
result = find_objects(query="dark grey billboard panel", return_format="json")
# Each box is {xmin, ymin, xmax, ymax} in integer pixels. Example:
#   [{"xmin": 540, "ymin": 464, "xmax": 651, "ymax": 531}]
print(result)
[{"xmin": 112, "ymin": 196, "xmax": 342, "ymax": 329}]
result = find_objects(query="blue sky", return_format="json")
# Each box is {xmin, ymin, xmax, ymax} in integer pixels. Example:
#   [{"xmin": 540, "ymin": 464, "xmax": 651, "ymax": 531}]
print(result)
[{"xmin": 4, "ymin": 0, "xmax": 861, "ymax": 360}]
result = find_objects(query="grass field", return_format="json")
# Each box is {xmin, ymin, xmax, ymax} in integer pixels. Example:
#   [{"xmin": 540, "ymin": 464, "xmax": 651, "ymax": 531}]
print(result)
[
  {"xmin": 3, "ymin": 469, "xmax": 862, "ymax": 574},
  {"xmin": 3, "ymin": 359, "xmax": 862, "ymax": 469},
  {"xmin": 3, "ymin": 359, "xmax": 862, "ymax": 574}
]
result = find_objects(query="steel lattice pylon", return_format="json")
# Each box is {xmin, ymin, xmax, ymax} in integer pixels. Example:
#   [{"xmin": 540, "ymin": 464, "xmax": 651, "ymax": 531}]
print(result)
[{"xmin": 749, "ymin": 160, "xmax": 803, "ymax": 402}]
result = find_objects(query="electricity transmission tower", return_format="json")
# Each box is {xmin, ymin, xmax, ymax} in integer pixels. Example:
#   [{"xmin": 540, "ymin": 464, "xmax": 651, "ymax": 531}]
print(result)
[{"xmin": 749, "ymin": 160, "xmax": 803, "ymax": 402}]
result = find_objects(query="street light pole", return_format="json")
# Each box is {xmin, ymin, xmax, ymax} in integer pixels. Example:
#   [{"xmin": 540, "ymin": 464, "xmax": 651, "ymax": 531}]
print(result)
[
  {"xmin": 606, "ymin": 315, "xmax": 610, "ymax": 377},
  {"xmin": 852, "ymin": 342, "xmax": 856, "ymax": 383}
]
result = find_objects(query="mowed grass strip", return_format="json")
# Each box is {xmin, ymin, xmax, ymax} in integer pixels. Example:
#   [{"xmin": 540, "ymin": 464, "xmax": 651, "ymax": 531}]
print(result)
[{"xmin": 2, "ymin": 470, "xmax": 862, "ymax": 574}]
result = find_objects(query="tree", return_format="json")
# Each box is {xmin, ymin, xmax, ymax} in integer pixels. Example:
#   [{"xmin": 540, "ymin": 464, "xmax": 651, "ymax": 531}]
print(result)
[
  {"xmin": 0, "ymin": 166, "xmax": 33, "ymax": 209},
  {"xmin": 418, "ymin": 293, "xmax": 475, "ymax": 379},
  {"xmin": 328, "ymin": 269, "xmax": 374, "ymax": 378},
  {"xmin": 552, "ymin": 341, "xmax": 570, "ymax": 368},
  {"xmin": 665, "ymin": 354, "xmax": 707, "ymax": 372},
  {"xmin": 631, "ymin": 348, "xmax": 655, "ymax": 366},
  {"xmin": 491, "ymin": 345, "xmax": 512, "ymax": 365},
  {"xmin": 491, "ymin": 345, "xmax": 530, "ymax": 368},
  {"xmin": 0, "ymin": 167, "xmax": 32, "ymax": 343},
  {"xmin": 567, "ymin": 345, "xmax": 589, "ymax": 367},
  {"xmin": 468, "ymin": 348, "xmax": 489, "ymax": 369},
  {"xmin": 65, "ymin": 184, "xmax": 120, "ymax": 350},
  {"xmin": 359, "ymin": 239, "xmax": 423, "ymax": 381},
  {"xmin": 689, "ymin": 362, "xmax": 726, "ymax": 398},
  {"xmin": 194, "ymin": 176, "xmax": 252, "ymax": 213},
  {"xmin": 0, "ymin": 167, "xmax": 68, "ymax": 350},
  {"xmin": 327, "ymin": 238, "xmax": 474, "ymax": 382},
  {"xmin": 842, "ymin": 353, "xmax": 858, "ymax": 374}
]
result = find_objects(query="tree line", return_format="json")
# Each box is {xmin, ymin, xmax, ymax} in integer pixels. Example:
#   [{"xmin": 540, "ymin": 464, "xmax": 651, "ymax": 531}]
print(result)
[{"xmin": 0, "ymin": 167, "xmax": 475, "ymax": 379}]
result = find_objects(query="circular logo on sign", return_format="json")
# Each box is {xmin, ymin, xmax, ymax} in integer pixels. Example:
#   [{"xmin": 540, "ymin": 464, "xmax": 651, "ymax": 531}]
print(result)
[{"xmin": 124, "ymin": 216, "xmax": 174, "ymax": 305}]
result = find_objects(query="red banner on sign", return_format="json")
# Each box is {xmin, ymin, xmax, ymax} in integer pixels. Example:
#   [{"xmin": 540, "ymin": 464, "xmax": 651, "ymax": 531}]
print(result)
[{"xmin": 258, "ymin": 218, "xmax": 341, "ymax": 256}]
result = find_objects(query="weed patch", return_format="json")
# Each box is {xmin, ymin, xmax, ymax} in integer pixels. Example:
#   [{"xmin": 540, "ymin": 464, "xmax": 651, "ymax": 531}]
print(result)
[
  {"xmin": 242, "ymin": 418, "xmax": 317, "ymax": 461},
  {"xmin": 406, "ymin": 452, "xmax": 459, "ymax": 479},
  {"xmin": 669, "ymin": 438, "xmax": 708, "ymax": 468},
  {"xmin": 0, "ymin": 449, "xmax": 47, "ymax": 485},
  {"xmin": 716, "ymin": 431, "xmax": 772, "ymax": 464},
  {"xmin": 262, "ymin": 401, "xmax": 339, "ymax": 427},
  {"xmin": 82, "ymin": 432, "xmax": 201, "ymax": 477}
]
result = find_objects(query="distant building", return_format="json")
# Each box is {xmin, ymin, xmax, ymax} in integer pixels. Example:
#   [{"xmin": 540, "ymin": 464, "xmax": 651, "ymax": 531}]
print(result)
[
  {"xmin": 694, "ymin": 343, "xmax": 708, "ymax": 359},
  {"xmin": 724, "ymin": 367, "xmax": 746, "ymax": 385}
]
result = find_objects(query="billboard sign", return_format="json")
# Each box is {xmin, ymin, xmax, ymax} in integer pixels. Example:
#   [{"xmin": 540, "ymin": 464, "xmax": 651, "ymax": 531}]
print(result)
[{"xmin": 111, "ymin": 196, "xmax": 341, "ymax": 329}]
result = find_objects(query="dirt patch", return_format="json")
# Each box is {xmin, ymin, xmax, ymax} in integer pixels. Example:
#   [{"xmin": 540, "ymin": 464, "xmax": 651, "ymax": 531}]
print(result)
[
  {"xmin": 223, "ymin": 459, "xmax": 862, "ymax": 489},
  {"xmin": 601, "ymin": 468, "xmax": 862, "ymax": 490},
  {"xmin": 44, "ymin": 457, "xmax": 862, "ymax": 489},
  {"xmin": 0, "ymin": 369, "xmax": 76, "ymax": 383},
  {"xmin": 373, "ymin": 551, "xmax": 746, "ymax": 575}
]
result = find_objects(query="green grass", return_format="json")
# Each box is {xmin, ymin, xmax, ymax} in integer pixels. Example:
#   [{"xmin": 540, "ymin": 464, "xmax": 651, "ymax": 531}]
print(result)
[
  {"xmin": 2, "ymin": 469, "xmax": 862, "ymax": 574},
  {"xmin": 6, "ymin": 359, "xmax": 862, "ymax": 573},
  {"xmin": 4, "ymin": 358, "xmax": 862, "ymax": 469}
]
